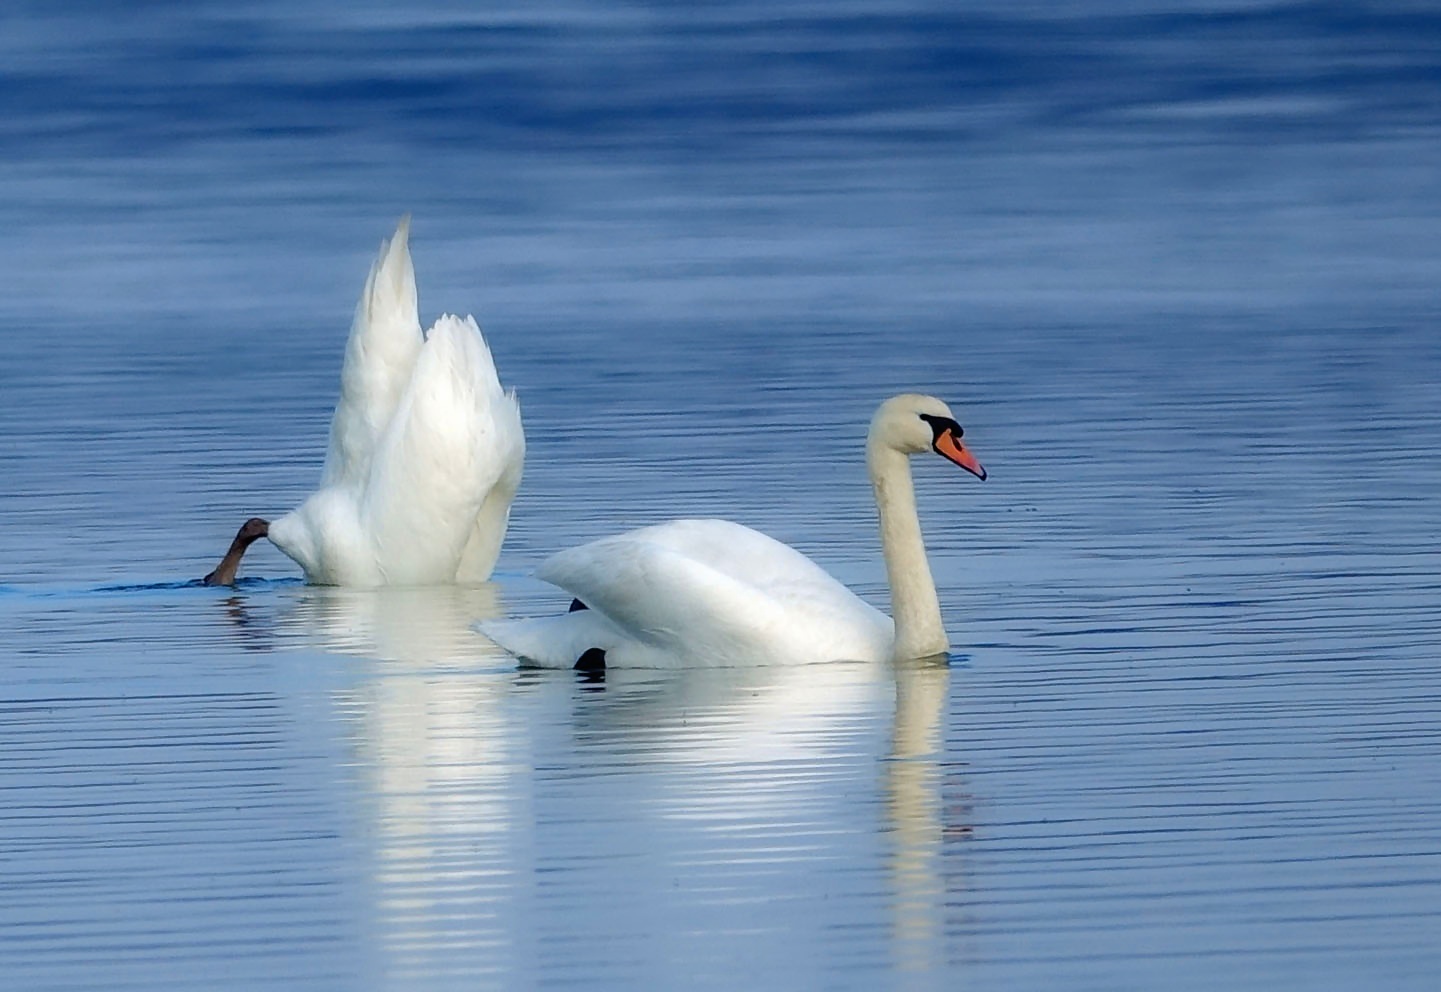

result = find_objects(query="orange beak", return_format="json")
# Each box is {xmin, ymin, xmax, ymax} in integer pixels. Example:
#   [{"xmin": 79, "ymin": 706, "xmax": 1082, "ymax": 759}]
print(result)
[{"xmin": 934, "ymin": 429, "xmax": 986, "ymax": 480}]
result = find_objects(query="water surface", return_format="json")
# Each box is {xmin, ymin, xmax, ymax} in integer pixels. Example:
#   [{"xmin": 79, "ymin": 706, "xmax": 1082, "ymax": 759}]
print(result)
[{"xmin": 2, "ymin": 2, "xmax": 1440, "ymax": 989}]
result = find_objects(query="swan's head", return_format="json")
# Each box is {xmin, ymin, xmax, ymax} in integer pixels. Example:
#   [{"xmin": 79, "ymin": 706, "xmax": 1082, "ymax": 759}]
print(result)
[{"xmin": 869, "ymin": 393, "xmax": 987, "ymax": 480}]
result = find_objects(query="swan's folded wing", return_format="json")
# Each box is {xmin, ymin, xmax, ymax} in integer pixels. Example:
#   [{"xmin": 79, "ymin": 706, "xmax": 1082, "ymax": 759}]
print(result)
[
  {"xmin": 537, "ymin": 535, "xmax": 806, "ymax": 665},
  {"xmin": 364, "ymin": 314, "xmax": 520, "ymax": 584},
  {"xmin": 617, "ymin": 519, "xmax": 851, "ymax": 598},
  {"xmin": 453, "ymin": 322, "xmax": 525, "ymax": 582},
  {"xmin": 603, "ymin": 519, "xmax": 891, "ymax": 637},
  {"xmin": 323, "ymin": 216, "xmax": 424, "ymax": 488}
]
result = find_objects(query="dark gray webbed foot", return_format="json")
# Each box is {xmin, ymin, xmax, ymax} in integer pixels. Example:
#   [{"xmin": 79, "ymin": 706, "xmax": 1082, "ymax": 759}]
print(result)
[{"xmin": 574, "ymin": 647, "xmax": 606, "ymax": 673}]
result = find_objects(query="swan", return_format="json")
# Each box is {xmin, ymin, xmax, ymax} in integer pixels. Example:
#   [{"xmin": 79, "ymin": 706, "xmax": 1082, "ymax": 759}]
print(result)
[
  {"xmin": 203, "ymin": 217, "xmax": 525, "ymax": 586},
  {"xmin": 477, "ymin": 393, "xmax": 985, "ymax": 668}
]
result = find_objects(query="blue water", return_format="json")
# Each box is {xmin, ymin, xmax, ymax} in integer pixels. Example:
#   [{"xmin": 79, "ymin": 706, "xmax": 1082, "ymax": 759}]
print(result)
[{"xmin": 3, "ymin": 2, "xmax": 1441, "ymax": 989}]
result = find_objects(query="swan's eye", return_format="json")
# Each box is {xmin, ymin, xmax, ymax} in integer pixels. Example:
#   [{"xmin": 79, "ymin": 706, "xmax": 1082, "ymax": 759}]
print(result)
[{"xmin": 917, "ymin": 413, "xmax": 960, "ymax": 440}]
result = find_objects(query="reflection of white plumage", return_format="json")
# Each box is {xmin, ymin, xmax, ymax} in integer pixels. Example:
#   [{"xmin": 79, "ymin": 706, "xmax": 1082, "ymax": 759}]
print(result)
[
  {"xmin": 479, "ymin": 394, "xmax": 984, "ymax": 668},
  {"xmin": 279, "ymin": 585, "xmax": 509, "ymax": 665},
  {"xmin": 205, "ymin": 218, "xmax": 525, "ymax": 586}
]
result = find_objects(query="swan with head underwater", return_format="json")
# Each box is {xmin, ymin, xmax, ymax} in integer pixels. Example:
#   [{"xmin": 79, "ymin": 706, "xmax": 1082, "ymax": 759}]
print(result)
[
  {"xmin": 203, "ymin": 217, "xmax": 525, "ymax": 586},
  {"xmin": 478, "ymin": 394, "xmax": 985, "ymax": 669}
]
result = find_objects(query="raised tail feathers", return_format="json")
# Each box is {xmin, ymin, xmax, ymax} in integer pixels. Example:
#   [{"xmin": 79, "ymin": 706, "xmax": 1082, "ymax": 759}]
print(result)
[{"xmin": 323, "ymin": 216, "xmax": 424, "ymax": 488}]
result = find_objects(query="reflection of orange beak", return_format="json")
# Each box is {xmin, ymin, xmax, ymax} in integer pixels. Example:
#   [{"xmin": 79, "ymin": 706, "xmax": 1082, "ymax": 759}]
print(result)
[{"xmin": 934, "ymin": 429, "xmax": 987, "ymax": 480}]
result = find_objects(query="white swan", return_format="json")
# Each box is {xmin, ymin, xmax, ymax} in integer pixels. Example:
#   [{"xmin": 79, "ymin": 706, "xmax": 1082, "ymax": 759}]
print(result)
[
  {"xmin": 204, "ymin": 217, "xmax": 525, "ymax": 586},
  {"xmin": 478, "ymin": 394, "xmax": 984, "ymax": 667}
]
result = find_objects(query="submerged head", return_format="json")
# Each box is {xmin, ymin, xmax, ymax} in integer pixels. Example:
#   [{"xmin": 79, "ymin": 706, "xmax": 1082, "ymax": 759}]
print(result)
[{"xmin": 869, "ymin": 393, "xmax": 986, "ymax": 480}]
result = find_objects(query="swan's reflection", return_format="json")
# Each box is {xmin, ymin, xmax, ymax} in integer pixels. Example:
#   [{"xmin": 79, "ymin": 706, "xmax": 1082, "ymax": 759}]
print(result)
[
  {"xmin": 888, "ymin": 657, "xmax": 951, "ymax": 972},
  {"xmin": 211, "ymin": 593, "xmax": 276, "ymax": 652},
  {"xmin": 576, "ymin": 658, "xmax": 961, "ymax": 972},
  {"xmin": 273, "ymin": 585, "xmax": 528, "ymax": 983},
  {"xmin": 521, "ymin": 654, "xmax": 964, "ymax": 976},
  {"xmin": 555, "ymin": 661, "xmax": 882, "ymax": 765},
  {"xmin": 225, "ymin": 582, "xmax": 965, "ymax": 982},
  {"xmin": 275, "ymin": 583, "xmax": 508, "ymax": 666}
]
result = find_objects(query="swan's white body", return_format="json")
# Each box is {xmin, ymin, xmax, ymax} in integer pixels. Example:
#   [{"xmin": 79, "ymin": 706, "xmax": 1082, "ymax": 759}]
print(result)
[
  {"xmin": 482, "ymin": 518, "xmax": 894, "ymax": 668},
  {"xmin": 479, "ymin": 394, "xmax": 984, "ymax": 667},
  {"xmin": 267, "ymin": 219, "xmax": 524, "ymax": 586}
]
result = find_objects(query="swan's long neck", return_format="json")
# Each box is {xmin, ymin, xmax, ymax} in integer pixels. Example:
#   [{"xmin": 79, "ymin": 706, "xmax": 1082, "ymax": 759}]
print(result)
[
  {"xmin": 868, "ymin": 442, "xmax": 947, "ymax": 660},
  {"xmin": 202, "ymin": 518, "xmax": 270, "ymax": 587}
]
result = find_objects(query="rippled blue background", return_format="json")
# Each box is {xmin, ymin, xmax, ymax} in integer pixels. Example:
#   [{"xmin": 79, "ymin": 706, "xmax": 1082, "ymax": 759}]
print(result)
[{"xmin": 2, "ymin": 2, "xmax": 1440, "ymax": 989}]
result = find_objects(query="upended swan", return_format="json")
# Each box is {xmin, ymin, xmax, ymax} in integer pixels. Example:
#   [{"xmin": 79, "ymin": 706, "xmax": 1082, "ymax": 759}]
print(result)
[
  {"xmin": 478, "ymin": 394, "xmax": 985, "ymax": 668},
  {"xmin": 204, "ymin": 218, "xmax": 524, "ymax": 586}
]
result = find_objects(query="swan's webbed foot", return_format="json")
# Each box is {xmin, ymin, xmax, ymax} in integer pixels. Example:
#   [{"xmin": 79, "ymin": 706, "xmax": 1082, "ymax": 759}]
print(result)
[
  {"xmin": 568, "ymin": 599, "xmax": 589, "ymax": 612},
  {"xmin": 574, "ymin": 647, "xmax": 606, "ymax": 673},
  {"xmin": 202, "ymin": 518, "xmax": 270, "ymax": 586}
]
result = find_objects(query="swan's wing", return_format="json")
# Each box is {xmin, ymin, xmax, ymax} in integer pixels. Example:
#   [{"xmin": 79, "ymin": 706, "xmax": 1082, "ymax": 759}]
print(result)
[
  {"xmin": 321, "ymin": 217, "xmax": 424, "ymax": 488},
  {"xmin": 454, "ymin": 327, "xmax": 526, "ymax": 582},
  {"xmin": 614, "ymin": 519, "xmax": 886, "ymax": 622},
  {"xmin": 362, "ymin": 314, "xmax": 523, "ymax": 584},
  {"xmin": 537, "ymin": 534, "xmax": 795, "ymax": 665},
  {"xmin": 531, "ymin": 521, "xmax": 892, "ymax": 666}
]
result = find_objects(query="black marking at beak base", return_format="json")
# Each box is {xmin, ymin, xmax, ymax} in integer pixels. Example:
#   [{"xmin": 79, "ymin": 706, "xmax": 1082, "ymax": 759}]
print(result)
[{"xmin": 917, "ymin": 412, "xmax": 963, "ymax": 443}]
